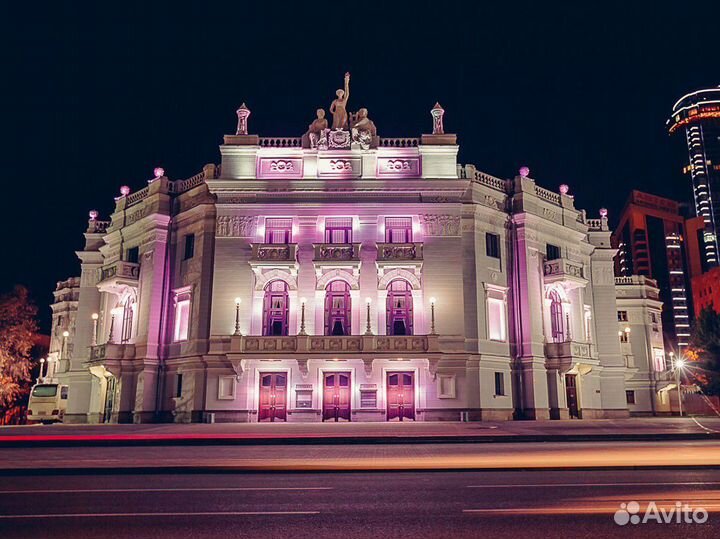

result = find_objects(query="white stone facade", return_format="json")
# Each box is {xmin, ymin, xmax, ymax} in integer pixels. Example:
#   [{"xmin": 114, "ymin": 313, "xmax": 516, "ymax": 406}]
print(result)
[{"xmin": 52, "ymin": 118, "xmax": 665, "ymax": 423}]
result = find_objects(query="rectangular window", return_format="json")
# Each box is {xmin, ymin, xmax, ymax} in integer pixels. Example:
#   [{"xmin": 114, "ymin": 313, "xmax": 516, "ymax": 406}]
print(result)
[
  {"xmin": 617, "ymin": 311, "xmax": 628, "ymax": 322},
  {"xmin": 218, "ymin": 376, "xmax": 236, "ymax": 400},
  {"xmin": 173, "ymin": 289, "xmax": 192, "ymax": 342},
  {"xmin": 652, "ymin": 348, "xmax": 666, "ymax": 372},
  {"xmin": 619, "ymin": 330, "xmax": 629, "ymax": 343},
  {"xmin": 546, "ymin": 244, "xmax": 561, "ymax": 260},
  {"xmin": 325, "ymin": 217, "xmax": 353, "ymax": 243},
  {"xmin": 175, "ymin": 374, "xmax": 183, "ymax": 398},
  {"xmin": 625, "ymin": 390, "xmax": 635, "ymax": 404},
  {"xmin": 265, "ymin": 218, "xmax": 293, "ymax": 244},
  {"xmin": 385, "ymin": 217, "xmax": 413, "ymax": 243},
  {"xmin": 126, "ymin": 246, "xmax": 139, "ymax": 263},
  {"xmin": 487, "ymin": 297, "xmax": 507, "ymax": 341},
  {"xmin": 360, "ymin": 385, "xmax": 378, "ymax": 408},
  {"xmin": 494, "ymin": 372, "xmax": 505, "ymax": 396},
  {"xmin": 183, "ymin": 234, "xmax": 195, "ymax": 260},
  {"xmin": 486, "ymin": 232, "xmax": 501, "ymax": 259}
]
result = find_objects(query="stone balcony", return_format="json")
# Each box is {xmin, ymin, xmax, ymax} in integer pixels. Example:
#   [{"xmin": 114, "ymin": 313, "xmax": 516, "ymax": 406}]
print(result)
[
  {"xmin": 544, "ymin": 340, "xmax": 595, "ymax": 373},
  {"xmin": 312, "ymin": 243, "xmax": 361, "ymax": 263},
  {"xmin": 375, "ymin": 242, "xmax": 423, "ymax": 275},
  {"xmin": 97, "ymin": 260, "xmax": 140, "ymax": 294},
  {"xmin": 543, "ymin": 258, "xmax": 587, "ymax": 288},
  {"xmin": 250, "ymin": 243, "xmax": 298, "ymax": 263}
]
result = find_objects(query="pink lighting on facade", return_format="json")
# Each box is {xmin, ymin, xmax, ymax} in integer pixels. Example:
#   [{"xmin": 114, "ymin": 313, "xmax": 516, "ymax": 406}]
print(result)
[
  {"xmin": 89, "ymin": 210, "xmax": 98, "ymax": 221},
  {"xmin": 519, "ymin": 166, "xmax": 530, "ymax": 178},
  {"xmin": 154, "ymin": 167, "xmax": 165, "ymax": 178},
  {"xmin": 559, "ymin": 184, "xmax": 569, "ymax": 195},
  {"xmin": 120, "ymin": 185, "xmax": 131, "ymax": 196}
]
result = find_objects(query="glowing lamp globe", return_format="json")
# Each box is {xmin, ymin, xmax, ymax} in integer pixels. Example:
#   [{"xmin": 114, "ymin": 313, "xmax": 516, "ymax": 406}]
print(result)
[
  {"xmin": 154, "ymin": 167, "xmax": 165, "ymax": 178},
  {"xmin": 676, "ymin": 358, "xmax": 686, "ymax": 369},
  {"xmin": 559, "ymin": 184, "xmax": 569, "ymax": 195},
  {"xmin": 519, "ymin": 166, "xmax": 530, "ymax": 178},
  {"xmin": 62, "ymin": 331, "xmax": 70, "ymax": 338},
  {"xmin": 91, "ymin": 313, "xmax": 99, "ymax": 320},
  {"xmin": 429, "ymin": 297, "xmax": 437, "ymax": 305},
  {"xmin": 599, "ymin": 208, "xmax": 608, "ymax": 218},
  {"xmin": 120, "ymin": 185, "xmax": 131, "ymax": 196},
  {"xmin": 89, "ymin": 210, "xmax": 99, "ymax": 221},
  {"xmin": 234, "ymin": 297, "xmax": 242, "ymax": 306}
]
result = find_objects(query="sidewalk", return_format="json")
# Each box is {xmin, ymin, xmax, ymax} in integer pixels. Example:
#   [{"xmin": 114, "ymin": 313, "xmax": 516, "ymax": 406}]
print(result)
[{"xmin": 1, "ymin": 417, "xmax": 719, "ymax": 447}]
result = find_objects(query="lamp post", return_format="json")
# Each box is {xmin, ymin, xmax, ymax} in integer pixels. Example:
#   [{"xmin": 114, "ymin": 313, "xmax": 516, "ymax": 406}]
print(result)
[
  {"xmin": 233, "ymin": 297, "xmax": 242, "ymax": 336},
  {"xmin": 299, "ymin": 297, "xmax": 307, "ymax": 336},
  {"xmin": 38, "ymin": 358, "xmax": 45, "ymax": 383},
  {"xmin": 91, "ymin": 313, "xmax": 99, "ymax": 346},
  {"xmin": 364, "ymin": 298, "xmax": 373, "ymax": 336},
  {"xmin": 108, "ymin": 309, "xmax": 118, "ymax": 344},
  {"xmin": 673, "ymin": 354, "xmax": 685, "ymax": 417},
  {"xmin": 62, "ymin": 330, "xmax": 69, "ymax": 359},
  {"xmin": 429, "ymin": 297, "xmax": 437, "ymax": 335}
]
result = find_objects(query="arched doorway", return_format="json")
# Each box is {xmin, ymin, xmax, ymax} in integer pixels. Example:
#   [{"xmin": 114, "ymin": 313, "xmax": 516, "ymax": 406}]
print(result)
[
  {"xmin": 386, "ymin": 279, "xmax": 413, "ymax": 335},
  {"xmin": 325, "ymin": 280, "xmax": 351, "ymax": 336},
  {"xmin": 263, "ymin": 280, "xmax": 289, "ymax": 336},
  {"xmin": 549, "ymin": 289, "xmax": 565, "ymax": 342}
]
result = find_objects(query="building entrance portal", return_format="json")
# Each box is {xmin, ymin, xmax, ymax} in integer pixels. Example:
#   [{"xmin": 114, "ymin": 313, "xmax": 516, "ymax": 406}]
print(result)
[
  {"xmin": 322, "ymin": 372, "xmax": 351, "ymax": 422},
  {"xmin": 387, "ymin": 371, "xmax": 415, "ymax": 421},
  {"xmin": 565, "ymin": 373, "xmax": 579, "ymax": 419},
  {"xmin": 258, "ymin": 372, "xmax": 287, "ymax": 422}
]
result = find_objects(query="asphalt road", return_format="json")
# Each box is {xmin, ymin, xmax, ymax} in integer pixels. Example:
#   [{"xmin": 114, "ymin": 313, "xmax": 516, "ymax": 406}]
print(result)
[{"xmin": 1, "ymin": 469, "xmax": 719, "ymax": 538}]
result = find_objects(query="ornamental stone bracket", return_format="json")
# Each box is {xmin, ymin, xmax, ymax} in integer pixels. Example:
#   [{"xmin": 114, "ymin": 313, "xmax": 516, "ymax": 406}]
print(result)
[
  {"xmin": 296, "ymin": 358, "xmax": 309, "ymax": 379},
  {"xmin": 362, "ymin": 357, "xmax": 373, "ymax": 378},
  {"xmin": 428, "ymin": 357, "xmax": 440, "ymax": 380},
  {"xmin": 228, "ymin": 356, "xmax": 246, "ymax": 381}
]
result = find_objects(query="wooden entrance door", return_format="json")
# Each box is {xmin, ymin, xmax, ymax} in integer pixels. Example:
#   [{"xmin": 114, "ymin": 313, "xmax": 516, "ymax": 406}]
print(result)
[
  {"xmin": 565, "ymin": 374, "xmax": 579, "ymax": 419},
  {"xmin": 323, "ymin": 372, "xmax": 351, "ymax": 422},
  {"xmin": 258, "ymin": 373, "xmax": 287, "ymax": 422},
  {"xmin": 387, "ymin": 372, "xmax": 415, "ymax": 421}
]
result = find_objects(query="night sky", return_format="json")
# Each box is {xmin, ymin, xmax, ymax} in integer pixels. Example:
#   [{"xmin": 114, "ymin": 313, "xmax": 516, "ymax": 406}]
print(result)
[{"xmin": 3, "ymin": 3, "xmax": 718, "ymax": 331}]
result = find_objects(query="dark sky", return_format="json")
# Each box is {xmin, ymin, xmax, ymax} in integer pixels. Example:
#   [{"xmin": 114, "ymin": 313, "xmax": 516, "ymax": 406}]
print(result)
[{"xmin": 2, "ymin": 2, "xmax": 718, "ymax": 331}]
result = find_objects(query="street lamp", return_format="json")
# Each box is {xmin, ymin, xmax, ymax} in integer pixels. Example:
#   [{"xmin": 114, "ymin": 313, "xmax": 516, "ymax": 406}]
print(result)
[
  {"xmin": 91, "ymin": 313, "xmax": 99, "ymax": 346},
  {"xmin": 233, "ymin": 297, "xmax": 242, "ymax": 336},
  {"xmin": 38, "ymin": 358, "xmax": 45, "ymax": 383},
  {"xmin": 108, "ymin": 307, "xmax": 121, "ymax": 344},
  {"xmin": 429, "ymin": 297, "xmax": 437, "ymax": 335},
  {"xmin": 364, "ymin": 297, "xmax": 373, "ymax": 336},
  {"xmin": 299, "ymin": 297, "xmax": 307, "ymax": 336},
  {"xmin": 673, "ymin": 354, "xmax": 686, "ymax": 417}
]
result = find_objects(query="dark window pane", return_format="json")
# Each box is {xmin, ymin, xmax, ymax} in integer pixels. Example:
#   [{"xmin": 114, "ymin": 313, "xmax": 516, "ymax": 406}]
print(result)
[
  {"xmin": 388, "ymin": 374, "xmax": 399, "ymax": 386},
  {"xmin": 339, "ymin": 375, "xmax": 349, "ymax": 387},
  {"xmin": 262, "ymin": 375, "xmax": 272, "ymax": 387},
  {"xmin": 326, "ymin": 375, "xmax": 335, "ymax": 386},
  {"xmin": 275, "ymin": 375, "xmax": 286, "ymax": 387},
  {"xmin": 403, "ymin": 374, "xmax": 412, "ymax": 385},
  {"xmin": 32, "ymin": 385, "xmax": 58, "ymax": 397}
]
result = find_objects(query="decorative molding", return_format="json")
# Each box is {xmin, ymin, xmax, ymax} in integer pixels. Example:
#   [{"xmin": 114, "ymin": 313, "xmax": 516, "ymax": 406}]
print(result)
[
  {"xmin": 421, "ymin": 214, "xmax": 460, "ymax": 236},
  {"xmin": 253, "ymin": 268, "xmax": 298, "ymax": 291},
  {"xmin": 216, "ymin": 216, "xmax": 256, "ymax": 237},
  {"xmin": 377, "ymin": 268, "xmax": 422, "ymax": 290},
  {"xmin": 316, "ymin": 268, "xmax": 359, "ymax": 290}
]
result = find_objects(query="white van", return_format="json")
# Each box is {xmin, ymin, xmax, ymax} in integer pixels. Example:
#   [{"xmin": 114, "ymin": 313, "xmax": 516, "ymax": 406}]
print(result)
[{"xmin": 27, "ymin": 383, "xmax": 68, "ymax": 424}]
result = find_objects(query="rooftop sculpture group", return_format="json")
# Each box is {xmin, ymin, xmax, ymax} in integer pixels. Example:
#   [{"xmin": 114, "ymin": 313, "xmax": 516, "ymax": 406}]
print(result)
[{"xmin": 303, "ymin": 72, "xmax": 377, "ymax": 150}]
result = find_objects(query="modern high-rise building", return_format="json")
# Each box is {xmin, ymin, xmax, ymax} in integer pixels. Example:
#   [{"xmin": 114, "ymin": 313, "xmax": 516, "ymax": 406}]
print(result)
[
  {"xmin": 613, "ymin": 191, "xmax": 697, "ymax": 351},
  {"xmin": 668, "ymin": 86, "xmax": 720, "ymax": 268}
]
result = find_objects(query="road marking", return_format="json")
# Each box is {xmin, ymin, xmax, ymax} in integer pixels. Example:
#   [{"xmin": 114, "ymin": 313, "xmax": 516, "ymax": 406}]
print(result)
[
  {"xmin": 467, "ymin": 482, "xmax": 720, "ymax": 488},
  {"xmin": 0, "ymin": 487, "xmax": 333, "ymax": 494},
  {"xmin": 0, "ymin": 511, "xmax": 320, "ymax": 519}
]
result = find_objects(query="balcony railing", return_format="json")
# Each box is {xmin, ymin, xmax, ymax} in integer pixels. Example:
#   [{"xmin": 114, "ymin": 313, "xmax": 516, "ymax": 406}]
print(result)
[
  {"xmin": 312, "ymin": 243, "xmax": 361, "ymax": 262},
  {"xmin": 88, "ymin": 343, "xmax": 136, "ymax": 362},
  {"xmin": 225, "ymin": 334, "xmax": 435, "ymax": 354},
  {"xmin": 543, "ymin": 258, "xmax": 585, "ymax": 282},
  {"xmin": 376, "ymin": 242, "xmax": 423, "ymax": 262},
  {"xmin": 99, "ymin": 261, "xmax": 140, "ymax": 283},
  {"xmin": 250, "ymin": 243, "xmax": 298, "ymax": 263},
  {"xmin": 544, "ymin": 340, "xmax": 595, "ymax": 372}
]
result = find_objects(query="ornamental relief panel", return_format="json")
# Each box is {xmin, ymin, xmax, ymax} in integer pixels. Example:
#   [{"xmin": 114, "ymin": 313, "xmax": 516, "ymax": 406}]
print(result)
[
  {"xmin": 127, "ymin": 206, "xmax": 150, "ymax": 225},
  {"xmin": 591, "ymin": 265, "xmax": 615, "ymax": 286},
  {"xmin": 421, "ymin": 214, "xmax": 461, "ymax": 236},
  {"xmin": 216, "ymin": 216, "xmax": 256, "ymax": 237}
]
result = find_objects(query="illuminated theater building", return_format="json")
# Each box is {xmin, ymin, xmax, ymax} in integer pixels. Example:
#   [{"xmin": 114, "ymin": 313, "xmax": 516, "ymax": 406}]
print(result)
[{"xmin": 49, "ymin": 82, "xmax": 669, "ymax": 423}]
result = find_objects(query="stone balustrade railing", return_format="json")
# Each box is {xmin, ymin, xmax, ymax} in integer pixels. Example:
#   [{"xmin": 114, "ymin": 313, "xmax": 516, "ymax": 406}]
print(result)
[
  {"xmin": 250, "ymin": 243, "xmax": 298, "ymax": 262},
  {"xmin": 376, "ymin": 242, "xmax": 423, "ymax": 261},
  {"xmin": 545, "ymin": 340, "xmax": 594, "ymax": 361},
  {"xmin": 474, "ymin": 170, "xmax": 508, "ymax": 192},
  {"xmin": 125, "ymin": 186, "xmax": 150, "ymax": 207},
  {"xmin": 535, "ymin": 185, "xmax": 561, "ymax": 205},
  {"xmin": 56, "ymin": 277, "xmax": 81, "ymax": 290},
  {"xmin": 615, "ymin": 275, "xmax": 658, "ymax": 288},
  {"xmin": 586, "ymin": 218, "xmax": 609, "ymax": 231},
  {"xmin": 379, "ymin": 138, "xmax": 420, "ymax": 148},
  {"xmin": 88, "ymin": 343, "xmax": 136, "ymax": 362},
  {"xmin": 170, "ymin": 171, "xmax": 206, "ymax": 193},
  {"xmin": 312, "ymin": 243, "xmax": 361, "ymax": 262},
  {"xmin": 227, "ymin": 334, "xmax": 434, "ymax": 354},
  {"xmin": 99, "ymin": 260, "xmax": 140, "ymax": 282},
  {"xmin": 88, "ymin": 220, "xmax": 111, "ymax": 234},
  {"xmin": 259, "ymin": 137, "xmax": 303, "ymax": 148}
]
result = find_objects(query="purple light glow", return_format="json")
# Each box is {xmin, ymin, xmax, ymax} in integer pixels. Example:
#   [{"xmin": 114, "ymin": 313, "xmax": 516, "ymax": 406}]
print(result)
[
  {"xmin": 519, "ymin": 166, "xmax": 530, "ymax": 177},
  {"xmin": 120, "ymin": 185, "xmax": 131, "ymax": 196},
  {"xmin": 89, "ymin": 210, "xmax": 98, "ymax": 221},
  {"xmin": 154, "ymin": 167, "xmax": 165, "ymax": 178},
  {"xmin": 559, "ymin": 184, "xmax": 569, "ymax": 195},
  {"xmin": 599, "ymin": 208, "xmax": 608, "ymax": 218}
]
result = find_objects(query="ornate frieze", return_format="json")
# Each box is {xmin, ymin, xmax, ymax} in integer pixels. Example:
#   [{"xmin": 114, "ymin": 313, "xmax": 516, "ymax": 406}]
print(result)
[
  {"xmin": 317, "ymin": 156, "xmax": 361, "ymax": 178},
  {"xmin": 256, "ymin": 157, "xmax": 303, "ymax": 179},
  {"xmin": 216, "ymin": 216, "xmax": 256, "ymax": 237},
  {"xmin": 376, "ymin": 157, "xmax": 421, "ymax": 178},
  {"xmin": 421, "ymin": 214, "xmax": 461, "ymax": 236}
]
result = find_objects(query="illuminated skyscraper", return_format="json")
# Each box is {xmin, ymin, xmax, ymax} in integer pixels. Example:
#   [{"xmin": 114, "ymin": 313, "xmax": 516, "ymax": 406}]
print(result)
[{"xmin": 668, "ymin": 86, "xmax": 720, "ymax": 268}]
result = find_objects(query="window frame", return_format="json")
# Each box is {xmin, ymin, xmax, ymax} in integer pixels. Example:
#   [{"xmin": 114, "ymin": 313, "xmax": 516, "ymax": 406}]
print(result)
[
  {"xmin": 485, "ymin": 232, "xmax": 501, "ymax": 259},
  {"xmin": 494, "ymin": 372, "xmax": 506, "ymax": 396},
  {"xmin": 218, "ymin": 376, "xmax": 237, "ymax": 400},
  {"xmin": 437, "ymin": 374, "xmax": 456, "ymax": 399},
  {"xmin": 183, "ymin": 234, "xmax": 195, "ymax": 260}
]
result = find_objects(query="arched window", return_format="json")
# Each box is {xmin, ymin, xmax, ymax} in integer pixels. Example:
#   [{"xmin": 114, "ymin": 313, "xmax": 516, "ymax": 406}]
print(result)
[
  {"xmin": 263, "ymin": 280, "xmax": 289, "ymax": 336},
  {"xmin": 549, "ymin": 289, "xmax": 565, "ymax": 343},
  {"xmin": 386, "ymin": 280, "xmax": 413, "ymax": 335},
  {"xmin": 325, "ymin": 281, "xmax": 351, "ymax": 336},
  {"xmin": 121, "ymin": 296, "xmax": 135, "ymax": 343}
]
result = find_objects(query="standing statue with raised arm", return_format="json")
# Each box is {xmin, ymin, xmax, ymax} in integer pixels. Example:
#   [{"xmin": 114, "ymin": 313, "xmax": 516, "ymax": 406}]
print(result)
[{"xmin": 329, "ymin": 72, "xmax": 351, "ymax": 129}]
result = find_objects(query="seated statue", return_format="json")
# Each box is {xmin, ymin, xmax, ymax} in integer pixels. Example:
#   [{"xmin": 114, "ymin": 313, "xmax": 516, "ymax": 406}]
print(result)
[
  {"xmin": 350, "ymin": 108, "xmax": 377, "ymax": 149},
  {"xmin": 303, "ymin": 108, "xmax": 329, "ymax": 148}
]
